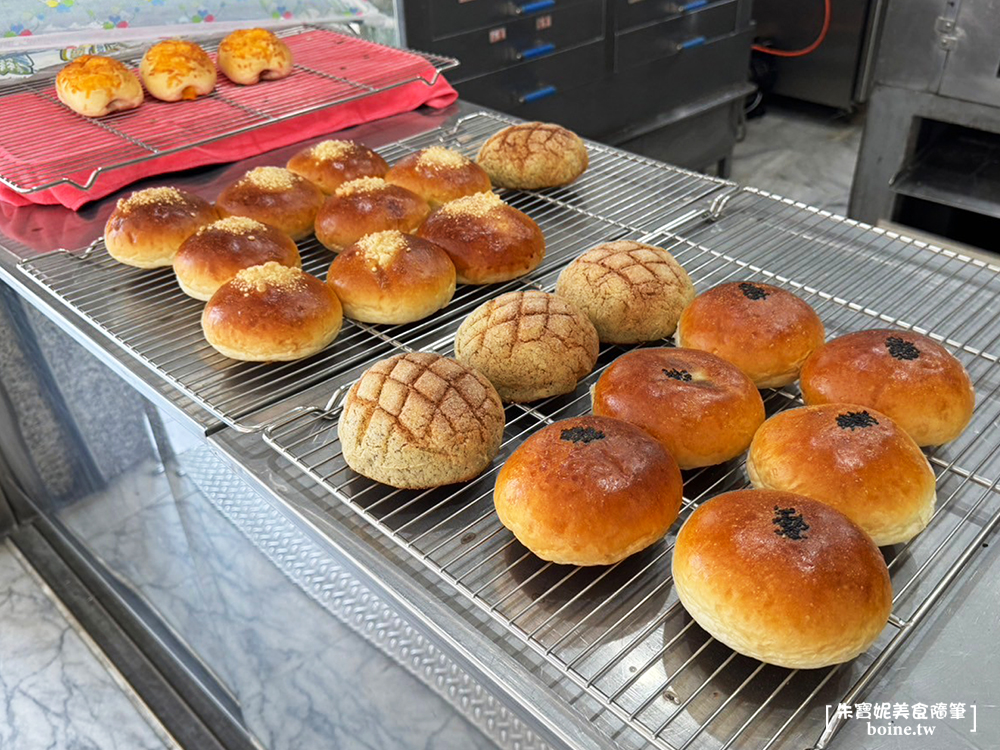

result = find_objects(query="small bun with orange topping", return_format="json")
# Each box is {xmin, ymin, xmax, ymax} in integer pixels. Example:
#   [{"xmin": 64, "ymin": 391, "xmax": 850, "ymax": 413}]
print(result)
[
  {"xmin": 314, "ymin": 177, "xmax": 430, "ymax": 252},
  {"xmin": 139, "ymin": 40, "xmax": 216, "ymax": 102},
  {"xmin": 216, "ymin": 166, "xmax": 324, "ymax": 241},
  {"xmin": 174, "ymin": 216, "xmax": 301, "ymax": 301},
  {"xmin": 56, "ymin": 55, "xmax": 144, "ymax": 118},
  {"xmin": 202, "ymin": 262, "xmax": 342, "ymax": 361},
  {"xmin": 104, "ymin": 186, "xmax": 218, "ymax": 268},
  {"xmin": 287, "ymin": 140, "xmax": 389, "ymax": 194},
  {"xmin": 592, "ymin": 347, "xmax": 765, "ymax": 469},
  {"xmin": 385, "ymin": 147, "xmax": 491, "ymax": 208},
  {"xmin": 218, "ymin": 28, "xmax": 293, "ymax": 85},
  {"xmin": 416, "ymin": 192, "xmax": 545, "ymax": 285},
  {"xmin": 326, "ymin": 230, "xmax": 455, "ymax": 325}
]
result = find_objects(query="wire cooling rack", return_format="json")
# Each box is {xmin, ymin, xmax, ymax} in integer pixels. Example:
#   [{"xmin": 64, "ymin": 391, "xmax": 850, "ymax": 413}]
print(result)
[
  {"xmin": 16, "ymin": 112, "xmax": 731, "ymax": 432},
  {"xmin": 262, "ymin": 188, "xmax": 1000, "ymax": 749},
  {"xmin": 0, "ymin": 26, "xmax": 458, "ymax": 195}
]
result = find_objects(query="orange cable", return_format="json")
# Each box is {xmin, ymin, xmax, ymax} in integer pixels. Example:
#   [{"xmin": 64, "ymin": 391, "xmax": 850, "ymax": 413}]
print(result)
[{"xmin": 752, "ymin": 0, "xmax": 831, "ymax": 58}]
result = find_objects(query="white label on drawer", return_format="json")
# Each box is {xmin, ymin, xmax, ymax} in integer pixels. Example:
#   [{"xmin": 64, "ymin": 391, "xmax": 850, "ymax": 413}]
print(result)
[
  {"xmin": 489, "ymin": 27, "xmax": 507, "ymax": 43},
  {"xmin": 536, "ymin": 15, "xmax": 553, "ymax": 30}
]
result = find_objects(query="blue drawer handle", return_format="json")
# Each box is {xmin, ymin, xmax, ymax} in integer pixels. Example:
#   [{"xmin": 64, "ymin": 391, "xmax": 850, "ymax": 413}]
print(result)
[
  {"xmin": 519, "ymin": 43, "xmax": 556, "ymax": 60},
  {"xmin": 521, "ymin": 85, "xmax": 557, "ymax": 103},
  {"xmin": 516, "ymin": 0, "xmax": 555, "ymax": 14},
  {"xmin": 679, "ymin": 35, "xmax": 706, "ymax": 50},
  {"xmin": 680, "ymin": 0, "xmax": 708, "ymax": 10}
]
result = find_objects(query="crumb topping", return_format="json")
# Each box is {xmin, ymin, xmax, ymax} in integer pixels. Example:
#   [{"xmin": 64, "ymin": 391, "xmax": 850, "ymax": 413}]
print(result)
[
  {"xmin": 309, "ymin": 139, "xmax": 357, "ymax": 161},
  {"xmin": 335, "ymin": 176, "xmax": 387, "ymax": 197},
  {"xmin": 439, "ymin": 191, "xmax": 503, "ymax": 218},
  {"xmin": 201, "ymin": 216, "xmax": 266, "ymax": 236},
  {"xmin": 244, "ymin": 166, "xmax": 298, "ymax": 192},
  {"xmin": 356, "ymin": 230, "xmax": 408, "ymax": 270},
  {"xmin": 117, "ymin": 186, "xmax": 186, "ymax": 212},
  {"xmin": 231, "ymin": 261, "xmax": 304, "ymax": 294},
  {"xmin": 416, "ymin": 146, "xmax": 470, "ymax": 170}
]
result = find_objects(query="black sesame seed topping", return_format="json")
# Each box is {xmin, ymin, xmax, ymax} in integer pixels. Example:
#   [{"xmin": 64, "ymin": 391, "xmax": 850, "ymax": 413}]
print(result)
[
  {"xmin": 738, "ymin": 282, "xmax": 770, "ymax": 301},
  {"xmin": 885, "ymin": 336, "xmax": 920, "ymax": 360},
  {"xmin": 773, "ymin": 506, "xmax": 810, "ymax": 540},
  {"xmin": 560, "ymin": 426, "xmax": 606, "ymax": 444},
  {"xmin": 836, "ymin": 411, "xmax": 879, "ymax": 430},
  {"xmin": 663, "ymin": 368, "xmax": 693, "ymax": 382}
]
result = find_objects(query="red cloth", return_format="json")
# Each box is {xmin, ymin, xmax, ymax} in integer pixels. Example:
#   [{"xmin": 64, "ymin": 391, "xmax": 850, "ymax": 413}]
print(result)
[{"xmin": 0, "ymin": 31, "xmax": 457, "ymax": 210}]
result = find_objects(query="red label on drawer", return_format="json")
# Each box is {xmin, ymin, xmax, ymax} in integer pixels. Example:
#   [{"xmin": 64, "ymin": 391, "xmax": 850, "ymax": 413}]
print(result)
[
  {"xmin": 489, "ymin": 27, "xmax": 507, "ymax": 43},
  {"xmin": 536, "ymin": 15, "xmax": 553, "ymax": 30}
]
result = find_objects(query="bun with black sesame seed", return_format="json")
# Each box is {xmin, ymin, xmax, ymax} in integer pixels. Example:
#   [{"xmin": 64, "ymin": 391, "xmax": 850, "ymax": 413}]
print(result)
[
  {"xmin": 672, "ymin": 489, "xmax": 893, "ymax": 669},
  {"xmin": 800, "ymin": 329, "xmax": 975, "ymax": 446}
]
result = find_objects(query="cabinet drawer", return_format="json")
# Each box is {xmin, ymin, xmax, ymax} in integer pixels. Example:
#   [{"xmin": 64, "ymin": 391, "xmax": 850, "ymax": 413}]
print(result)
[
  {"xmin": 614, "ymin": 0, "xmax": 738, "ymax": 33},
  {"xmin": 429, "ymin": 0, "xmax": 597, "ymax": 41},
  {"xmin": 615, "ymin": 2, "xmax": 738, "ymax": 70},
  {"xmin": 436, "ymin": 2, "xmax": 605, "ymax": 81}
]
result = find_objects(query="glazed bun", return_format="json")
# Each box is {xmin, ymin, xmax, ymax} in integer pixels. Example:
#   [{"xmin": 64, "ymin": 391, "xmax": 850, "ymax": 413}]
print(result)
[
  {"xmin": 385, "ymin": 147, "xmax": 492, "ymax": 208},
  {"xmin": 338, "ymin": 352, "xmax": 505, "ymax": 489},
  {"xmin": 287, "ymin": 140, "xmax": 389, "ymax": 194},
  {"xmin": 315, "ymin": 177, "xmax": 429, "ymax": 252},
  {"xmin": 326, "ymin": 230, "xmax": 455, "ymax": 325},
  {"xmin": 747, "ymin": 405, "xmax": 936, "ymax": 546},
  {"xmin": 216, "ymin": 166, "xmax": 324, "ymax": 241},
  {"xmin": 476, "ymin": 122, "xmax": 588, "ymax": 189},
  {"xmin": 673, "ymin": 489, "xmax": 893, "ymax": 669},
  {"xmin": 104, "ymin": 186, "xmax": 218, "ymax": 268},
  {"xmin": 416, "ymin": 192, "xmax": 545, "ymax": 284},
  {"xmin": 217, "ymin": 28, "xmax": 293, "ymax": 85},
  {"xmin": 454, "ymin": 291, "xmax": 599, "ymax": 402},
  {"xmin": 202, "ymin": 263, "xmax": 342, "ymax": 361},
  {"xmin": 556, "ymin": 241, "xmax": 694, "ymax": 344},
  {"xmin": 55, "ymin": 55, "xmax": 143, "ymax": 118},
  {"xmin": 139, "ymin": 40, "xmax": 216, "ymax": 102},
  {"xmin": 677, "ymin": 281, "xmax": 825, "ymax": 388},
  {"xmin": 174, "ymin": 216, "xmax": 300, "ymax": 301},
  {"xmin": 495, "ymin": 416, "xmax": 683, "ymax": 565},
  {"xmin": 800, "ymin": 329, "xmax": 975, "ymax": 446},
  {"xmin": 592, "ymin": 348, "xmax": 765, "ymax": 469}
]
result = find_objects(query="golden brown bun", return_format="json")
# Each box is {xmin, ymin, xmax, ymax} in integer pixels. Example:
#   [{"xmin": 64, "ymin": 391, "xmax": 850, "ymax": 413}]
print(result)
[
  {"xmin": 592, "ymin": 348, "xmax": 765, "ymax": 469},
  {"xmin": 416, "ymin": 192, "xmax": 545, "ymax": 285},
  {"xmin": 314, "ymin": 177, "xmax": 429, "ymax": 251},
  {"xmin": 676, "ymin": 281, "xmax": 825, "ymax": 388},
  {"xmin": 326, "ymin": 231, "xmax": 455, "ymax": 325},
  {"xmin": 747, "ymin": 404, "xmax": 936, "ymax": 546},
  {"xmin": 673, "ymin": 489, "xmax": 892, "ymax": 669},
  {"xmin": 202, "ymin": 263, "xmax": 342, "ymax": 361},
  {"xmin": 217, "ymin": 28, "xmax": 293, "ymax": 85},
  {"xmin": 385, "ymin": 147, "xmax": 492, "ymax": 208},
  {"xmin": 338, "ymin": 352, "xmax": 505, "ymax": 489},
  {"xmin": 286, "ymin": 140, "xmax": 389, "ymax": 194},
  {"xmin": 55, "ymin": 55, "xmax": 144, "ymax": 118},
  {"xmin": 800, "ymin": 329, "xmax": 975, "ymax": 446},
  {"xmin": 104, "ymin": 187, "xmax": 218, "ymax": 268},
  {"xmin": 173, "ymin": 216, "xmax": 300, "ymax": 301},
  {"xmin": 476, "ymin": 122, "xmax": 588, "ymax": 189},
  {"xmin": 555, "ymin": 241, "xmax": 694, "ymax": 344},
  {"xmin": 494, "ymin": 416, "xmax": 682, "ymax": 565},
  {"xmin": 216, "ymin": 166, "xmax": 324, "ymax": 241},
  {"xmin": 454, "ymin": 291, "xmax": 599, "ymax": 402},
  {"xmin": 139, "ymin": 40, "xmax": 216, "ymax": 102}
]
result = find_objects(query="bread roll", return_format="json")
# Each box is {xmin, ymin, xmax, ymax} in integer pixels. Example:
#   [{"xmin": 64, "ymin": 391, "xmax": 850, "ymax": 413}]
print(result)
[
  {"xmin": 556, "ymin": 241, "xmax": 694, "ymax": 344},
  {"xmin": 202, "ymin": 263, "xmax": 342, "ymax": 361},
  {"xmin": 139, "ymin": 40, "xmax": 216, "ymax": 102},
  {"xmin": 677, "ymin": 281, "xmax": 825, "ymax": 388},
  {"xmin": 287, "ymin": 140, "xmax": 389, "ymax": 194},
  {"xmin": 385, "ymin": 147, "xmax": 492, "ymax": 208},
  {"xmin": 217, "ymin": 28, "xmax": 293, "ymax": 85},
  {"xmin": 673, "ymin": 489, "xmax": 893, "ymax": 669},
  {"xmin": 416, "ymin": 192, "xmax": 545, "ymax": 285},
  {"xmin": 104, "ymin": 186, "xmax": 218, "ymax": 268},
  {"xmin": 592, "ymin": 348, "xmax": 765, "ymax": 469},
  {"xmin": 338, "ymin": 352, "xmax": 505, "ymax": 489},
  {"xmin": 55, "ymin": 55, "xmax": 144, "ymax": 118},
  {"xmin": 326, "ymin": 230, "xmax": 455, "ymax": 325},
  {"xmin": 174, "ymin": 216, "xmax": 300, "ymax": 301},
  {"xmin": 747, "ymin": 404, "xmax": 936, "ymax": 546},
  {"xmin": 476, "ymin": 122, "xmax": 588, "ymax": 189},
  {"xmin": 314, "ymin": 177, "xmax": 429, "ymax": 252},
  {"xmin": 495, "ymin": 416, "xmax": 683, "ymax": 565},
  {"xmin": 454, "ymin": 291, "xmax": 599, "ymax": 402},
  {"xmin": 800, "ymin": 329, "xmax": 975, "ymax": 446},
  {"xmin": 216, "ymin": 166, "xmax": 324, "ymax": 241}
]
